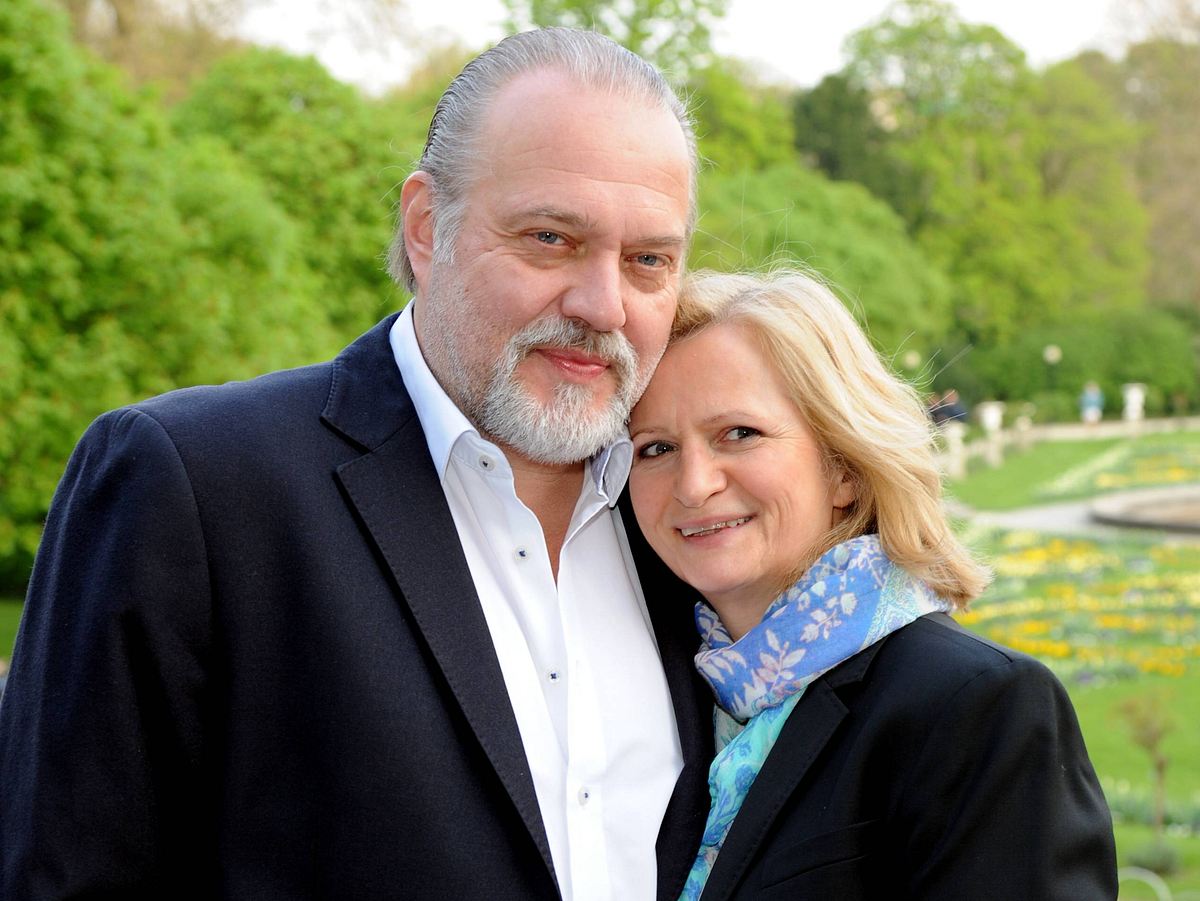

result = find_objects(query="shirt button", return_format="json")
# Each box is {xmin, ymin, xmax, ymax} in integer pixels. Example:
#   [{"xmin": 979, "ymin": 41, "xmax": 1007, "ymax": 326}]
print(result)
[
  {"xmin": 479, "ymin": 455, "xmax": 494, "ymax": 471},
  {"xmin": 577, "ymin": 787, "xmax": 591, "ymax": 806},
  {"xmin": 515, "ymin": 547, "xmax": 528, "ymax": 561},
  {"xmin": 547, "ymin": 670, "xmax": 560, "ymax": 683}
]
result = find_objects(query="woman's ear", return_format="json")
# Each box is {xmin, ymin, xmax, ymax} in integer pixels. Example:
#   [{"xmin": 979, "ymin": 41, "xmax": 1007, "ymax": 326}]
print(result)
[
  {"xmin": 400, "ymin": 172, "xmax": 436, "ymax": 290},
  {"xmin": 831, "ymin": 469, "xmax": 857, "ymax": 512}
]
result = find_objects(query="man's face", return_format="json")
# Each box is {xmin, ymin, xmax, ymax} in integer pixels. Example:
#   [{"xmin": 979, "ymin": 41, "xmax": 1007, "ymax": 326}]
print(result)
[{"xmin": 413, "ymin": 72, "xmax": 692, "ymax": 466}]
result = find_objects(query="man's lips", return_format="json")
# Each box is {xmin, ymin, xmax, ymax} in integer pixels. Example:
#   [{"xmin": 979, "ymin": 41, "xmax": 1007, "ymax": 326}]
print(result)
[
  {"xmin": 535, "ymin": 347, "xmax": 611, "ymax": 379},
  {"xmin": 677, "ymin": 516, "xmax": 754, "ymax": 538}
]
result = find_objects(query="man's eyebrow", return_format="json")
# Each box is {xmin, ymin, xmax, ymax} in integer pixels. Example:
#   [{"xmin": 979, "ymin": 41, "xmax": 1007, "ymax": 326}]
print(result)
[
  {"xmin": 516, "ymin": 206, "xmax": 594, "ymax": 231},
  {"xmin": 513, "ymin": 207, "xmax": 687, "ymax": 247}
]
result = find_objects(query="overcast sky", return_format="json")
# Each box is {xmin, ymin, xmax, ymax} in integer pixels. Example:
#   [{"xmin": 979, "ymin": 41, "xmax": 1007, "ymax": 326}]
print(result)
[{"xmin": 239, "ymin": 0, "xmax": 1131, "ymax": 94}]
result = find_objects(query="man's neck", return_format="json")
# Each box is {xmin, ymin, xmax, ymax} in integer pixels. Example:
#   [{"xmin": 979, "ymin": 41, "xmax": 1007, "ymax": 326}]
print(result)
[{"xmin": 498, "ymin": 443, "xmax": 586, "ymax": 582}]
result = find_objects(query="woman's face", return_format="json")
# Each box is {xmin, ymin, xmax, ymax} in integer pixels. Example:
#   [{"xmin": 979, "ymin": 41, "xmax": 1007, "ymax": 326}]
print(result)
[{"xmin": 629, "ymin": 322, "xmax": 854, "ymax": 639}]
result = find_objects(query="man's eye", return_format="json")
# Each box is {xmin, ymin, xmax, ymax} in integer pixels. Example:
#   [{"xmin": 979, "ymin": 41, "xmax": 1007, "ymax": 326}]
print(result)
[
  {"xmin": 724, "ymin": 426, "xmax": 759, "ymax": 441},
  {"xmin": 632, "ymin": 253, "xmax": 666, "ymax": 268},
  {"xmin": 534, "ymin": 231, "xmax": 564, "ymax": 245},
  {"xmin": 636, "ymin": 441, "xmax": 675, "ymax": 459}
]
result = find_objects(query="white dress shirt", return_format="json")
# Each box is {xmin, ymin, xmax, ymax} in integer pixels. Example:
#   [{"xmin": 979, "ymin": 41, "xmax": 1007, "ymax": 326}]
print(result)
[{"xmin": 390, "ymin": 305, "xmax": 684, "ymax": 901}]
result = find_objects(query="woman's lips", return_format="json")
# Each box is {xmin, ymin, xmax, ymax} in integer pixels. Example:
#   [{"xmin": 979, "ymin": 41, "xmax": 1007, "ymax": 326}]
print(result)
[{"xmin": 677, "ymin": 516, "xmax": 753, "ymax": 538}]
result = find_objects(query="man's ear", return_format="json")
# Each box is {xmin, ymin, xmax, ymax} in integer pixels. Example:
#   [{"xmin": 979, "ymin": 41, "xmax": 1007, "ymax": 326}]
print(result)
[{"xmin": 400, "ymin": 172, "xmax": 436, "ymax": 290}]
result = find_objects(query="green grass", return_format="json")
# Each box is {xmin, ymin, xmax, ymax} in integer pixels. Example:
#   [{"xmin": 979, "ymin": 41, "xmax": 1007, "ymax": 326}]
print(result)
[
  {"xmin": 1, "ymin": 596, "xmax": 23, "ymax": 665},
  {"xmin": 949, "ymin": 438, "xmax": 1124, "ymax": 509},
  {"xmin": 1072, "ymin": 672, "xmax": 1200, "ymax": 799},
  {"xmin": 1115, "ymin": 823, "xmax": 1200, "ymax": 898},
  {"xmin": 950, "ymin": 431, "xmax": 1200, "ymax": 511}
]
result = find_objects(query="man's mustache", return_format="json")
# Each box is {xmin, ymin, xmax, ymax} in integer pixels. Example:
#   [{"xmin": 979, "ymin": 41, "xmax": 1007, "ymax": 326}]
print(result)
[{"xmin": 507, "ymin": 317, "xmax": 639, "ymax": 383}]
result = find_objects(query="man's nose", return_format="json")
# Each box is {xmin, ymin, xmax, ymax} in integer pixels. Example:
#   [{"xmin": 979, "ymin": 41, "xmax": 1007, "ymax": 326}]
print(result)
[
  {"xmin": 674, "ymin": 446, "xmax": 726, "ymax": 508},
  {"xmin": 561, "ymin": 256, "xmax": 626, "ymax": 333}
]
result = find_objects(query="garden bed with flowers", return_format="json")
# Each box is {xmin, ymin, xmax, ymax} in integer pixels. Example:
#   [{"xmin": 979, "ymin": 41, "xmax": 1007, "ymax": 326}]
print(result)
[{"xmin": 961, "ymin": 526, "xmax": 1200, "ymax": 895}]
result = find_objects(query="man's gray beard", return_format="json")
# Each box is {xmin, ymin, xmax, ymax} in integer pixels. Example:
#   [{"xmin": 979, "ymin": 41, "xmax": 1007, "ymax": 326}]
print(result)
[
  {"xmin": 477, "ymin": 316, "xmax": 645, "ymax": 465},
  {"xmin": 422, "ymin": 270, "xmax": 652, "ymax": 465}
]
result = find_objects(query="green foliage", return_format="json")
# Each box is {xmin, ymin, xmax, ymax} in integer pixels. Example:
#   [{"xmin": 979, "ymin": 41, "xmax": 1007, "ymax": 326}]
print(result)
[
  {"xmin": 845, "ymin": 0, "xmax": 1031, "ymax": 131},
  {"xmin": 0, "ymin": 598, "xmax": 22, "ymax": 664},
  {"xmin": 0, "ymin": 0, "xmax": 202, "ymax": 575},
  {"xmin": 689, "ymin": 59, "xmax": 794, "ymax": 173},
  {"xmin": 792, "ymin": 73, "xmax": 919, "ymax": 219},
  {"xmin": 841, "ymin": 0, "xmax": 1149, "ymax": 345},
  {"xmin": 1033, "ymin": 59, "xmax": 1148, "ymax": 313},
  {"xmin": 0, "ymin": 0, "xmax": 378, "ymax": 587},
  {"xmin": 172, "ymin": 49, "xmax": 408, "ymax": 336},
  {"xmin": 1115, "ymin": 823, "xmax": 1200, "ymax": 897},
  {"xmin": 1080, "ymin": 40, "xmax": 1200, "ymax": 314},
  {"xmin": 1128, "ymin": 841, "xmax": 1182, "ymax": 876},
  {"xmin": 692, "ymin": 162, "xmax": 953, "ymax": 355},
  {"xmin": 937, "ymin": 308, "xmax": 1197, "ymax": 415},
  {"xmin": 500, "ymin": 0, "xmax": 728, "ymax": 79}
]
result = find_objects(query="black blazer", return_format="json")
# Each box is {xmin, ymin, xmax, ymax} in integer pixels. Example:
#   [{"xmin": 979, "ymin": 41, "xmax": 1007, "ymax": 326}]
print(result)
[
  {"xmin": 698, "ymin": 613, "xmax": 1117, "ymax": 900},
  {"xmin": 0, "ymin": 316, "xmax": 714, "ymax": 900}
]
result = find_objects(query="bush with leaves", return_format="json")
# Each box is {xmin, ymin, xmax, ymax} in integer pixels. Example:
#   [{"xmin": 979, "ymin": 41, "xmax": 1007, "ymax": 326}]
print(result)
[
  {"xmin": 692, "ymin": 162, "xmax": 953, "ymax": 357},
  {"xmin": 0, "ymin": 1, "xmax": 341, "ymax": 588}
]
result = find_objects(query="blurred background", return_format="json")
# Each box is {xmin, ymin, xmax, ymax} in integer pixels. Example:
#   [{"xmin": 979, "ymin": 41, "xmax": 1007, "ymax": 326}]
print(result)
[{"xmin": 1, "ymin": 0, "xmax": 1198, "ymax": 895}]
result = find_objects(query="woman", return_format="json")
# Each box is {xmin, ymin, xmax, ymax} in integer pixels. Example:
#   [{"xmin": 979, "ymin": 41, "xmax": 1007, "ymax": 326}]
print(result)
[{"xmin": 628, "ymin": 271, "xmax": 1116, "ymax": 900}]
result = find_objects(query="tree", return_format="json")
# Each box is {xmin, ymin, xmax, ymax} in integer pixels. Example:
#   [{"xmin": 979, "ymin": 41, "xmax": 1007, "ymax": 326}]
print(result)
[
  {"xmin": 840, "ymin": 0, "xmax": 1148, "ymax": 343},
  {"xmin": 692, "ymin": 163, "xmax": 954, "ymax": 357},
  {"xmin": 500, "ymin": 0, "xmax": 728, "ymax": 79},
  {"xmin": 54, "ymin": 0, "xmax": 251, "ymax": 97},
  {"xmin": 53, "ymin": 0, "xmax": 409, "ymax": 99},
  {"xmin": 844, "ymin": 0, "xmax": 1030, "ymax": 132},
  {"xmin": 1119, "ymin": 693, "xmax": 1173, "ymax": 844},
  {"xmin": 0, "ymin": 0, "xmax": 332, "ymax": 587},
  {"xmin": 172, "ymin": 49, "xmax": 409, "ymax": 337},
  {"xmin": 1080, "ymin": 39, "xmax": 1200, "ymax": 314},
  {"xmin": 792, "ymin": 72, "xmax": 919, "ymax": 222},
  {"xmin": 1032, "ymin": 59, "xmax": 1147, "ymax": 313},
  {"xmin": 689, "ymin": 59, "xmax": 794, "ymax": 174}
]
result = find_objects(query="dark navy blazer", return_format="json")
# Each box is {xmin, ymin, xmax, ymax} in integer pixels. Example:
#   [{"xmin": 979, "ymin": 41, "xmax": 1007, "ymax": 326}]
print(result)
[
  {"xmin": 696, "ymin": 613, "xmax": 1117, "ymax": 900},
  {"xmin": 0, "ymin": 315, "xmax": 714, "ymax": 900}
]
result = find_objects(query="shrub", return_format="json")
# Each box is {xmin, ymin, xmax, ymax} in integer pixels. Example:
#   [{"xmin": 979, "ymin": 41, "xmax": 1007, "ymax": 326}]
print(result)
[{"xmin": 1126, "ymin": 840, "xmax": 1180, "ymax": 876}]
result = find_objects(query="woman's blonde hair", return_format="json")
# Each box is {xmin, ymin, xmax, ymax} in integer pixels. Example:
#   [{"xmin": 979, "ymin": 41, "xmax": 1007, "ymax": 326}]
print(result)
[{"xmin": 673, "ymin": 269, "xmax": 989, "ymax": 607}]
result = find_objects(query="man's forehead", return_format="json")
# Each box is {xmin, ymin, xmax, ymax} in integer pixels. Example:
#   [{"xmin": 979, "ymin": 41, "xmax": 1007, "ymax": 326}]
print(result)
[{"xmin": 480, "ymin": 70, "xmax": 685, "ymax": 157}]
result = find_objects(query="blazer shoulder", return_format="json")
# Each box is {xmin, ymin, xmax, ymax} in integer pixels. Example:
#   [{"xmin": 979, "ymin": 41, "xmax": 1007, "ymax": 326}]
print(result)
[
  {"xmin": 131, "ymin": 361, "xmax": 334, "ymax": 438},
  {"xmin": 864, "ymin": 612, "xmax": 1062, "ymax": 700}
]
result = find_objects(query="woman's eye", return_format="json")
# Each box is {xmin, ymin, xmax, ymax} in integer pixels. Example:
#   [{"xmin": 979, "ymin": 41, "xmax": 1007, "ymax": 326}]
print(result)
[
  {"xmin": 724, "ymin": 426, "xmax": 759, "ymax": 441},
  {"xmin": 636, "ymin": 441, "xmax": 675, "ymax": 459}
]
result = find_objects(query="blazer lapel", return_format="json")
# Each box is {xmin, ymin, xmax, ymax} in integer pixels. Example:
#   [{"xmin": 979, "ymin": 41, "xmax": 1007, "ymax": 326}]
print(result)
[
  {"xmin": 322, "ymin": 316, "xmax": 556, "ymax": 885},
  {"xmin": 617, "ymin": 492, "xmax": 715, "ymax": 900},
  {"xmin": 699, "ymin": 642, "xmax": 887, "ymax": 901}
]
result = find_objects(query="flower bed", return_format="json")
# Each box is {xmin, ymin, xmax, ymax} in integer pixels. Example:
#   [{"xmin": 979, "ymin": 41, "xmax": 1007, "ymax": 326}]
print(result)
[{"xmin": 961, "ymin": 530, "xmax": 1200, "ymax": 683}]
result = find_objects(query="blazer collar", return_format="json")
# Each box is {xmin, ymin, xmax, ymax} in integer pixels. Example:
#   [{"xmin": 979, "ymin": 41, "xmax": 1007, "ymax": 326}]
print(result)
[
  {"xmin": 323, "ymin": 314, "xmax": 558, "ymax": 889},
  {"xmin": 699, "ymin": 640, "xmax": 889, "ymax": 901}
]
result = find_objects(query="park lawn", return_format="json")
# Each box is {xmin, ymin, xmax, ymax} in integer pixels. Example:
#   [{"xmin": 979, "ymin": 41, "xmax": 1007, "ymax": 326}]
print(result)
[
  {"xmin": 1114, "ymin": 823, "xmax": 1200, "ymax": 899},
  {"xmin": 1, "ymin": 597, "xmax": 22, "ymax": 665},
  {"xmin": 949, "ymin": 438, "xmax": 1124, "ymax": 509},
  {"xmin": 1071, "ymin": 671, "xmax": 1200, "ymax": 799},
  {"xmin": 949, "ymin": 430, "xmax": 1200, "ymax": 511}
]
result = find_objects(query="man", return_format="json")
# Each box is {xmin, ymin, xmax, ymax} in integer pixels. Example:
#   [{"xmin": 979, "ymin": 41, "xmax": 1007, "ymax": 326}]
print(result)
[{"xmin": 0, "ymin": 28, "xmax": 712, "ymax": 900}]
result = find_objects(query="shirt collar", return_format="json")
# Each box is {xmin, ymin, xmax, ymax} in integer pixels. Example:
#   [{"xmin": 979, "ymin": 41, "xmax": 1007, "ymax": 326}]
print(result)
[{"xmin": 389, "ymin": 302, "xmax": 632, "ymax": 507}]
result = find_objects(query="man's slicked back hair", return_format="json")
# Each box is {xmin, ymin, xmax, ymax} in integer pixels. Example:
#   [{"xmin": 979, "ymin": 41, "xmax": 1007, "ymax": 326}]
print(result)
[{"xmin": 387, "ymin": 27, "xmax": 698, "ymax": 293}]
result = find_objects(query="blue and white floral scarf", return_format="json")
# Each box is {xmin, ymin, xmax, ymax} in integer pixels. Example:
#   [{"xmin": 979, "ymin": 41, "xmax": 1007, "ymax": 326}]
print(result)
[{"xmin": 680, "ymin": 534, "xmax": 953, "ymax": 900}]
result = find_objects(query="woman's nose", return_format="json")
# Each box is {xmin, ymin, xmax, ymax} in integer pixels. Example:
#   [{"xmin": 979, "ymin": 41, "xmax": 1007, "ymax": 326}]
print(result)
[{"xmin": 674, "ymin": 447, "xmax": 726, "ymax": 508}]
